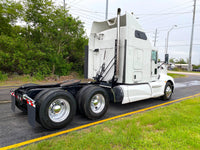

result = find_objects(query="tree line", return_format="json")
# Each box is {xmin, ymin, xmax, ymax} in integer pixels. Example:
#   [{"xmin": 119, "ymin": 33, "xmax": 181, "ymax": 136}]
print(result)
[
  {"xmin": 169, "ymin": 58, "xmax": 200, "ymax": 69},
  {"xmin": 0, "ymin": 0, "xmax": 88, "ymax": 79}
]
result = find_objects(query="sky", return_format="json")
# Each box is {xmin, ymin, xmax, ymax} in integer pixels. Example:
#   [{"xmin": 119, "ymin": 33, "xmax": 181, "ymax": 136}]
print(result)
[{"xmin": 56, "ymin": 0, "xmax": 200, "ymax": 65}]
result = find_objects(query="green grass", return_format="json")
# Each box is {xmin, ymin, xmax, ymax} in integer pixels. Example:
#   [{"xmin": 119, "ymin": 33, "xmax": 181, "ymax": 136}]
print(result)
[
  {"xmin": 0, "ymin": 72, "xmax": 86, "ymax": 86},
  {"xmin": 0, "ymin": 75, "xmax": 40, "ymax": 86},
  {"xmin": 167, "ymin": 73, "xmax": 186, "ymax": 78},
  {"xmin": 18, "ymin": 96, "xmax": 200, "ymax": 150}
]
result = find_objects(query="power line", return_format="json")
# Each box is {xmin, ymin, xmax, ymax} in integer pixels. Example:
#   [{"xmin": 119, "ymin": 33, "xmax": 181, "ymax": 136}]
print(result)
[
  {"xmin": 157, "ymin": 44, "xmax": 200, "ymax": 47},
  {"xmin": 70, "ymin": 5, "xmax": 193, "ymax": 16},
  {"xmin": 67, "ymin": 0, "xmax": 196, "ymax": 26},
  {"xmin": 70, "ymin": 9, "xmax": 104, "ymax": 20},
  {"xmin": 68, "ymin": 3, "xmax": 99, "ymax": 13},
  {"xmin": 136, "ymin": 11, "xmax": 193, "ymax": 16},
  {"xmin": 69, "ymin": 6, "xmax": 193, "ymax": 16},
  {"xmin": 140, "ymin": 2, "xmax": 193, "ymax": 23},
  {"xmin": 69, "ymin": 11, "xmax": 103, "ymax": 26},
  {"xmin": 70, "ymin": 8, "xmax": 105, "ymax": 14},
  {"xmin": 68, "ymin": 5, "xmax": 198, "ymax": 27},
  {"xmin": 68, "ymin": 0, "xmax": 83, "ymax": 6},
  {"xmin": 145, "ymin": 23, "xmax": 200, "ymax": 33},
  {"xmin": 137, "ymin": 11, "xmax": 194, "ymax": 24},
  {"xmin": 149, "ymin": 0, "xmax": 193, "ymax": 14},
  {"xmin": 141, "ymin": 10, "xmax": 196, "ymax": 25},
  {"xmin": 68, "ymin": 5, "xmax": 106, "ymax": 20},
  {"xmin": 69, "ymin": 8, "xmax": 105, "ymax": 18}
]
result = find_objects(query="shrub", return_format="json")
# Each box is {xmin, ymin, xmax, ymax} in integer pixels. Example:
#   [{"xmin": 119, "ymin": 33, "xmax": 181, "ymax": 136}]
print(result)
[{"xmin": 0, "ymin": 71, "xmax": 8, "ymax": 81}]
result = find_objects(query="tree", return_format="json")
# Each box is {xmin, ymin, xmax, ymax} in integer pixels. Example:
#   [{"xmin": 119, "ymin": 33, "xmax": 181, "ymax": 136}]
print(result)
[
  {"xmin": 193, "ymin": 65, "xmax": 200, "ymax": 69},
  {"xmin": 0, "ymin": 0, "xmax": 88, "ymax": 77},
  {"xmin": 169, "ymin": 58, "xmax": 175, "ymax": 63},
  {"xmin": 175, "ymin": 58, "xmax": 187, "ymax": 64}
]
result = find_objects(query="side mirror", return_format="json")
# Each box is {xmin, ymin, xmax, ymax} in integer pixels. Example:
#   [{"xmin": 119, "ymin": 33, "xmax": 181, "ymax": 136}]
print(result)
[{"xmin": 165, "ymin": 54, "xmax": 169, "ymax": 64}]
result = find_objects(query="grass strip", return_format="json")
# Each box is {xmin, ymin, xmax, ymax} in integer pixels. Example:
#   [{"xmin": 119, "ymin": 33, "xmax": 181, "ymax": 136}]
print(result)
[
  {"xmin": 167, "ymin": 73, "xmax": 186, "ymax": 78},
  {"xmin": 16, "ymin": 96, "xmax": 200, "ymax": 150}
]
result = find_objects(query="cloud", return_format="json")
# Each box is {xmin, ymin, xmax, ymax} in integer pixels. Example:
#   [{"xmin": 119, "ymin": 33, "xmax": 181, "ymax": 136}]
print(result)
[{"xmin": 56, "ymin": 0, "xmax": 200, "ymax": 64}]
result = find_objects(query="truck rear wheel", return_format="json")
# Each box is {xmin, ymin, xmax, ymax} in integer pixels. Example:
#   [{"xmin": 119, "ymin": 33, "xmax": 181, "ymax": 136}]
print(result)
[
  {"xmin": 15, "ymin": 101, "xmax": 27, "ymax": 114},
  {"xmin": 80, "ymin": 86, "xmax": 109, "ymax": 120},
  {"xmin": 37, "ymin": 90, "xmax": 76, "ymax": 130},
  {"xmin": 35, "ymin": 89, "xmax": 55, "ymax": 123},
  {"xmin": 162, "ymin": 82, "xmax": 173, "ymax": 101},
  {"xmin": 76, "ymin": 85, "xmax": 95, "ymax": 114}
]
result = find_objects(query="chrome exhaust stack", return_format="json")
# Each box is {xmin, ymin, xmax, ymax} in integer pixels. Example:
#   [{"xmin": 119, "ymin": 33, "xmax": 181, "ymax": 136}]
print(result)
[{"xmin": 115, "ymin": 8, "xmax": 121, "ymax": 79}]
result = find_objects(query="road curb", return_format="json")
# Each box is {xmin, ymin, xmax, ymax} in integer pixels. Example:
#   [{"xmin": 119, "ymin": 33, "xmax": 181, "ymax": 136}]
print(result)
[
  {"xmin": 168, "ymin": 71, "xmax": 200, "ymax": 76},
  {"xmin": 0, "ymin": 100, "xmax": 11, "ymax": 104}
]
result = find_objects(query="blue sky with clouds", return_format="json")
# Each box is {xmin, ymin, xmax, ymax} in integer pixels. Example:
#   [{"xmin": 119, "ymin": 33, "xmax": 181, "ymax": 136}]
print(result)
[{"xmin": 57, "ymin": 0, "xmax": 200, "ymax": 65}]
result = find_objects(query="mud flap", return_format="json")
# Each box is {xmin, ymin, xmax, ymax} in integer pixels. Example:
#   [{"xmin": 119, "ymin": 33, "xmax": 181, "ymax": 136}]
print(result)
[
  {"xmin": 11, "ymin": 95, "xmax": 15, "ymax": 112},
  {"xmin": 27, "ymin": 103, "xmax": 36, "ymax": 127}
]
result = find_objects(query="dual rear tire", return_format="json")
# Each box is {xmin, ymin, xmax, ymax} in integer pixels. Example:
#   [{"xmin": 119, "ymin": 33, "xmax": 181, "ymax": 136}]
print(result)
[
  {"xmin": 36, "ymin": 86, "xmax": 109, "ymax": 129},
  {"xmin": 36, "ymin": 90, "xmax": 76, "ymax": 130},
  {"xmin": 77, "ymin": 85, "xmax": 109, "ymax": 120}
]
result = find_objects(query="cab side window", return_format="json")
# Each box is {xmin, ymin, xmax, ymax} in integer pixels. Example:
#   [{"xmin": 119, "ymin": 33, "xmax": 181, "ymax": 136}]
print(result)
[
  {"xmin": 135, "ymin": 30, "xmax": 147, "ymax": 40},
  {"xmin": 152, "ymin": 50, "xmax": 157, "ymax": 64}
]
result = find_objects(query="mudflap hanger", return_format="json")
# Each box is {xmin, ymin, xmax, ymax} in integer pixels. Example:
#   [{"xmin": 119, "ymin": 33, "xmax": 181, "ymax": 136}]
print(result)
[
  {"xmin": 10, "ymin": 90, "xmax": 36, "ymax": 127},
  {"xmin": 23, "ymin": 94, "xmax": 36, "ymax": 127},
  {"xmin": 10, "ymin": 91, "xmax": 16, "ymax": 112}
]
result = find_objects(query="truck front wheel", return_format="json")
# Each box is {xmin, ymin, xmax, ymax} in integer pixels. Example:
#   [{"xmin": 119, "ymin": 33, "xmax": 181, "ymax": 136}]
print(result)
[
  {"xmin": 163, "ymin": 82, "xmax": 173, "ymax": 101},
  {"xmin": 37, "ymin": 90, "xmax": 76, "ymax": 130},
  {"xmin": 80, "ymin": 86, "xmax": 109, "ymax": 120}
]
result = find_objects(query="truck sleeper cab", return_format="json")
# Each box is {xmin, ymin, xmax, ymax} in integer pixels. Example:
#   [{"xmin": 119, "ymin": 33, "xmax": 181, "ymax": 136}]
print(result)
[{"xmin": 11, "ymin": 9, "xmax": 174, "ymax": 130}]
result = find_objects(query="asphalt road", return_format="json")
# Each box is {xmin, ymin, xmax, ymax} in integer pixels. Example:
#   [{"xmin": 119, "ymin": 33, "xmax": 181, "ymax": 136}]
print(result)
[
  {"xmin": 0, "ymin": 75, "xmax": 200, "ymax": 148},
  {"xmin": 0, "ymin": 86, "xmax": 18, "ymax": 102}
]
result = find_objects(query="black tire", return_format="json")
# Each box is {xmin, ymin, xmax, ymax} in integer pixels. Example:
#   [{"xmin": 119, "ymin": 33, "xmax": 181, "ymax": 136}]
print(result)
[
  {"xmin": 15, "ymin": 101, "xmax": 27, "ymax": 114},
  {"xmin": 35, "ymin": 89, "xmax": 54, "ymax": 123},
  {"xmin": 162, "ymin": 82, "xmax": 173, "ymax": 101},
  {"xmin": 37, "ymin": 89, "xmax": 76, "ymax": 130},
  {"xmin": 76, "ymin": 85, "xmax": 95, "ymax": 114},
  {"xmin": 80, "ymin": 86, "xmax": 109, "ymax": 120}
]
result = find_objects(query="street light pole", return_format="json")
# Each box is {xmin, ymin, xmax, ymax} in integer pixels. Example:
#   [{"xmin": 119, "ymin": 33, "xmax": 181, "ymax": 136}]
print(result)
[
  {"xmin": 153, "ymin": 28, "xmax": 158, "ymax": 47},
  {"xmin": 165, "ymin": 25, "xmax": 177, "ymax": 54}
]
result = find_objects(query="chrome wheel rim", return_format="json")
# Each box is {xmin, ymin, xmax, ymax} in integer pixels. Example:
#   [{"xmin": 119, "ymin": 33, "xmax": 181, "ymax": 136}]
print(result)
[
  {"xmin": 166, "ymin": 86, "xmax": 172, "ymax": 98},
  {"xmin": 90, "ymin": 94, "xmax": 105, "ymax": 114},
  {"xmin": 48, "ymin": 99, "xmax": 70, "ymax": 123}
]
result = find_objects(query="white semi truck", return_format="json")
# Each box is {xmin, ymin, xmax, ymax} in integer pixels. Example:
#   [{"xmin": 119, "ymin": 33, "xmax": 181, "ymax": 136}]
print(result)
[{"xmin": 11, "ymin": 9, "xmax": 174, "ymax": 130}]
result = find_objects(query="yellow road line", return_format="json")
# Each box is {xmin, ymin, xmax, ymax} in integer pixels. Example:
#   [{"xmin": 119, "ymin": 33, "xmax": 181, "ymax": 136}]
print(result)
[{"xmin": 1, "ymin": 93, "xmax": 200, "ymax": 150}]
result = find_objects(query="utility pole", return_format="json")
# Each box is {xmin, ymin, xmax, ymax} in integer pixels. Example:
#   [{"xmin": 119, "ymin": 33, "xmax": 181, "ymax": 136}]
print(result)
[
  {"xmin": 64, "ymin": 0, "xmax": 65, "ymax": 10},
  {"xmin": 105, "ymin": 0, "xmax": 108, "ymax": 20},
  {"xmin": 153, "ymin": 28, "xmax": 158, "ymax": 47},
  {"xmin": 188, "ymin": 0, "xmax": 196, "ymax": 71}
]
